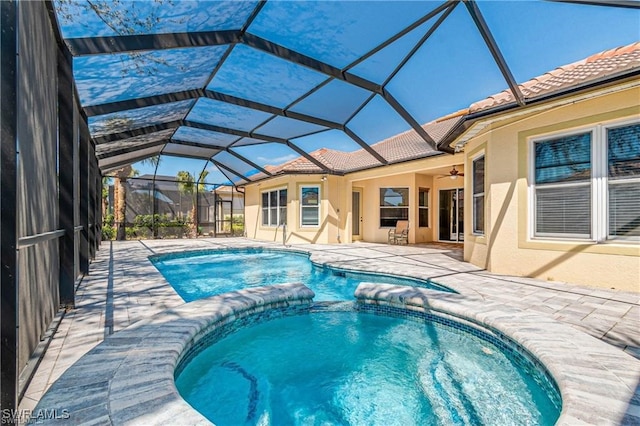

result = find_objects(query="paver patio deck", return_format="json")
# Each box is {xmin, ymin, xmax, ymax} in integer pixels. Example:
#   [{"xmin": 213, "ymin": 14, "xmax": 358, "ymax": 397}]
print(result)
[{"xmin": 18, "ymin": 238, "xmax": 640, "ymax": 424}]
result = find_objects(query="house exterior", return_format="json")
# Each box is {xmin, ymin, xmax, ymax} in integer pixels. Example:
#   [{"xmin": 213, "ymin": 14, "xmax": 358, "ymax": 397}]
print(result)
[{"xmin": 243, "ymin": 43, "xmax": 640, "ymax": 291}]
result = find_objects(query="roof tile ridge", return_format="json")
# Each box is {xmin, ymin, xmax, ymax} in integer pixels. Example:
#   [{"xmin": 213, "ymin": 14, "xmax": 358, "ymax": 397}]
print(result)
[
  {"xmin": 367, "ymin": 125, "xmax": 428, "ymax": 150},
  {"xmin": 267, "ymin": 152, "xmax": 312, "ymax": 172},
  {"xmin": 523, "ymin": 60, "xmax": 586, "ymax": 89},
  {"xmin": 470, "ymin": 46, "xmax": 622, "ymax": 112},
  {"xmin": 309, "ymin": 148, "xmax": 335, "ymax": 169},
  {"xmin": 512, "ymin": 43, "xmax": 640, "ymax": 91},
  {"xmin": 586, "ymin": 41, "xmax": 640, "ymax": 63}
]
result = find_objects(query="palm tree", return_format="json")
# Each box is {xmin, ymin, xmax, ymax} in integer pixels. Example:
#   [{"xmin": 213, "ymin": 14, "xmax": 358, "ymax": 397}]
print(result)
[
  {"xmin": 111, "ymin": 156, "xmax": 160, "ymax": 240},
  {"xmin": 113, "ymin": 165, "xmax": 132, "ymax": 240},
  {"xmin": 177, "ymin": 170, "xmax": 209, "ymax": 237}
]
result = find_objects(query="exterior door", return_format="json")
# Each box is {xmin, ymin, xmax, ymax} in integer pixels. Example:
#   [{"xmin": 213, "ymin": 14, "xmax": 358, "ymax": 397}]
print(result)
[
  {"xmin": 438, "ymin": 188, "xmax": 464, "ymax": 242},
  {"xmin": 352, "ymin": 189, "xmax": 363, "ymax": 241}
]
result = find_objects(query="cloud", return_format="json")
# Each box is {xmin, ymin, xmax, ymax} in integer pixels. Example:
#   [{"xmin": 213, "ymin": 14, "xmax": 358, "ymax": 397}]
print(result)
[{"xmin": 257, "ymin": 154, "xmax": 297, "ymax": 164}]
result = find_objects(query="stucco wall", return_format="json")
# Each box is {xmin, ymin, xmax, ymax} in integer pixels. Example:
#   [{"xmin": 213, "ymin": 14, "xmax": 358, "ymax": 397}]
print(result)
[
  {"xmin": 243, "ymin": 85, "xmax": 638, "ymax": 291},
  {"xmin": 463, "ymin": 84, "xmax": 640, "ymax": 291},
  {"xmin": 244, "ymin": 153, "xmax": 465, "ymax": 245},
  {"xmin": 345, "ymin": 154, "xmax": 465, "ymax": 244},
  {"xmin": 244, "ymin": 174, "xmax": 341, "ymax": 244}
]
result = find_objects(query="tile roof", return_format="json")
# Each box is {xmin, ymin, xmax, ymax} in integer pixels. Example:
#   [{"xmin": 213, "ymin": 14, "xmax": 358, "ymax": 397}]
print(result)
[
  {"xmin": 252, "ymin": 42, "xmax": 639, "ymax": 180},
  {"xmin": 263, "ymin": 114, "xmax": 467, "ymax": 177},
  {"xmin": 257, "ymin": 116, "xmax": 463, "ymax": 176},
  {"xmin": 470, "ymin": 42, "xmax": 640, "ymax": 113}
]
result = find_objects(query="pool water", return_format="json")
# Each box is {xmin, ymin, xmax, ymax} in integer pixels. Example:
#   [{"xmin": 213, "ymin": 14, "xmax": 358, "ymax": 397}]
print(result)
[
  {"xmin": 152, "ymin": 249, "xmax": 452, "ymax": 301},
  {"xmin": 175, "ymin": 310, "xmax": 560, "ymax": 426}
]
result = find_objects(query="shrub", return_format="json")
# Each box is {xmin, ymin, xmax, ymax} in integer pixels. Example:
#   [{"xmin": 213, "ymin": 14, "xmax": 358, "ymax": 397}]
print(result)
[
  {"xmin": 129, "ymin": 214, "xmax": 191, "ymax": 239},
  {"xmin": 104, "ymin": 213, "xmax": 115, "ymax": 227},
  {"xmin": 101, "ymin": 225, "xmax": 116, "ymax": 240},
  {"xmin": 101, "ymin": 214, "xmax": 116, "ymax": 240},
  {"xmin": 125, "ymin": 227, "xmax": 138, "ymax": 240},
  {"xmin": 230, "ymin": 214, "xmax": 244, "ymax": 235}
]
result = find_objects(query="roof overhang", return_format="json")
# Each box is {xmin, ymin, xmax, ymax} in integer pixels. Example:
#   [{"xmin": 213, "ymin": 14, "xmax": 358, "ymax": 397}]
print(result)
[{"xmin": 441, "ymin": 69, "xmax": 640, "ymax": 152}]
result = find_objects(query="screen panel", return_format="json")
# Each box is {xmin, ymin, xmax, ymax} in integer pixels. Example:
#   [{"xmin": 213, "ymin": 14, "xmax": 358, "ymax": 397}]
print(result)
[
  {"xmin": 347, "ymin": 95, "xmax": 412, "ymax": 146},
  {"xmin": 89, "ymin": 100, "xmax": 193, "ymax": 137},
  {"xmin": 74, "ymin": 45, "xmax": 228, "ymax": 105},
  {"xmin": 207, "ymin": 44, "xmax": 328, "ymax": 108},
  {"xmin": 148, "ymin": 156, "xmax": 211, "ymax": 180},
  {"xmin": 475, "ymin": 0, "xmax": 640, "ymax": 83},
  {"xmin": 55, "ymin": 0, "xmax": 258, "ymax": 38},
  {"xmin": 100, "ymin": 145, "xmax": 164, "ymax": 171},
  {"xmin": 349, "ymin": 12, "xmax": 444, "ymax": 84},
  {"xmin": 292, "ymin": 129, "xmax": 363, "ymax": 153},
  {"xmin": 186, "ymin": 97, "xmax": 273, "ymax": 132},
  {"xmin": 230, "ymin": 137, "xmax": 273, "ymax": 147},
  {"xmin": 385, "ymin": 4, "xmax": 506, "ymax": 125},
  {"xmin": 95, "ymin": 129, "xmax": 173, "ymax": 158},
  {"xmin": 162, "ymin": 143, "xmax": 219, "ymax": 160},
  {"xmin": 202, "ymin": 168, "xmax": 233, "ymax": 186},
  {"xmin": 254, "ymin": 116, "xmax": 327, "ymax": 139},
  {"xmin": 213, "ymin": 162, "xmax": 251, "ymax": 184},
  {"xmin": 212, "ymin": 151, "xmax": 261, "ymax": 179},
  {"xmin": 231, "ymin": 143, "xmax": 302, "ymax": 170},
  {"xmin": 247, "ymin": 1, "xmax": 442, "ymax": 68},
  {"xmin": 289, "ymin": 79, "xmax": 372, "ymax": 124},
  {"xmin": 172, "ymin": 126, "xmax": 239, "ymax": 148}
]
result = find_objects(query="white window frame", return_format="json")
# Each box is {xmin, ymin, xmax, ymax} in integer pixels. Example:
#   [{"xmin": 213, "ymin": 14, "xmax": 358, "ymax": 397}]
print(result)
[
  {"xmin": 261, "ymin": 187, "xmax": 287, "ymax": 227},
  {"xmin": 418, "ymin": 188, "xmax": 429, "ymax": 228},
  {"xmin": 603, "ymin": 119, "xmax": 640, "ymax": 242},
  {"xmin": 528, "ymin": 118, "xmax": 640, "ymax": 242},
  {"xmin": 471, "ymin": 153, "xmax": 485, "ymax": 236},
  {"xmin": 300, "ymin": 185, "xmax": 320, "ymax": 227}
]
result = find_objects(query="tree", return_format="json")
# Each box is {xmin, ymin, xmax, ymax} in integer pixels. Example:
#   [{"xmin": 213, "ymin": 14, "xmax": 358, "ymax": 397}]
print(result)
[
  {"xmin": 111, "ymin": 156, "xmax": 160, "ymax": 240},
  {"xmin": 177, "ymin": 170, "xmax": 209, "ymax": 237},
  {"xmin": 101, "ymin": 176, "xmax": 111, "ymax": 218}
]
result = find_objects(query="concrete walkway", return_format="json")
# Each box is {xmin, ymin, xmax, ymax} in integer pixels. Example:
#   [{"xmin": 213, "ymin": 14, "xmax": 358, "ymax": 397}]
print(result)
[{"xmin": 19, "ymin": 238, "xmax": 640, "ymax": 422}]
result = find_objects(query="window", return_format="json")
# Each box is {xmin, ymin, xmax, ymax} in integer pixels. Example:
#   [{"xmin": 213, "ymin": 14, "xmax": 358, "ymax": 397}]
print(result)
[
  {"xmin": 533, "ymin": 132, "xmax": 592, "ymax": 238},
  {"xmin": 418, "ymin": 188, "xmax": 429, "ymax": 227},
  {"xmin": 300, "ymin": 186, "xmax": 320, "ymax": 227},
  {"xmin": 531, "ymin": 121, "xmax": 640, "ymax": 241},
  {"xmin": 380, "ymin": 187, "xmax": 408, "ymax": 227},
  {"xmin": 608, "ymin": 124, "xmax": 640, "ymax": 239},
  {"xmin": 261, "ymin": 188, "xmax": 287, "ymax": 227},
  {"xmin": 472, "ymin": 155, "xmax": 485, "ymax": 235}
]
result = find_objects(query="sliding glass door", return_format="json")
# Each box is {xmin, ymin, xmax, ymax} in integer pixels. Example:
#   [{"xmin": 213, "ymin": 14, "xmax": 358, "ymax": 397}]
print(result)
[{"xmin": 439, "ymin": 189, "xmax": 464, "ymax": 242}]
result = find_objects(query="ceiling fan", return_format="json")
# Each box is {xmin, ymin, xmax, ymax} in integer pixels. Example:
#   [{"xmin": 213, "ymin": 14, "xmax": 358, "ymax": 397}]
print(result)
[{"xmin": 437, "ymin": 166, "xmax": 464, "ymax": 180}]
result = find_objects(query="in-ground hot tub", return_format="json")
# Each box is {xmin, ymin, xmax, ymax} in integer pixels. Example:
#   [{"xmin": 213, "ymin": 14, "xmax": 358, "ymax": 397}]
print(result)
[{"xmin": 174, "ymin": 298, "xmax": 560, "ymax": 425}]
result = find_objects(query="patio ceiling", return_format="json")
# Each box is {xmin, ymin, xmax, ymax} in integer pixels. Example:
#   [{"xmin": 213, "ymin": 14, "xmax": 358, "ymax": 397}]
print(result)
[{"xmin": 51, "ymin": 0, "xmax": 640, "ymax": 184}]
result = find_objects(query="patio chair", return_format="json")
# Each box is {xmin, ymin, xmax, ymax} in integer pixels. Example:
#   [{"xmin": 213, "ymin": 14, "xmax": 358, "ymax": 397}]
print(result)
[{"xmin": 388, "ymin": 220, "xmax": 409, "ymax": 245}]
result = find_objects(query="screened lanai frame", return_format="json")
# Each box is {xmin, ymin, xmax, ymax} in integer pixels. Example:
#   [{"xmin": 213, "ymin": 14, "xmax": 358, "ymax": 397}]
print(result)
[
  {"xmin": 52, "ymin": 0, "xmax": 640, "ymax": 185},
  {"xmin": 1, "ymin": 0, "xmax": 638, "ymax": 415}
]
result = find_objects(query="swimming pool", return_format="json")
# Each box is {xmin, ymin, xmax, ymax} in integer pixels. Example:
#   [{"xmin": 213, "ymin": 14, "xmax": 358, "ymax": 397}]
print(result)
[
  {"xmin": 175, "ymin": 304, "xmax": 561, "ymax": 426},
  {"xmin": 151, "ymin": 248, "xmax": 454, "ymax": 301}
]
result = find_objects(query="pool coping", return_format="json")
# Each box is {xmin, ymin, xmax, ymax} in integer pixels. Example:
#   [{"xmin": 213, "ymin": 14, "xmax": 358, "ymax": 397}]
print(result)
[{"xmin": 32, "ymin": 282, "xmax": 639, "ymax": 425}]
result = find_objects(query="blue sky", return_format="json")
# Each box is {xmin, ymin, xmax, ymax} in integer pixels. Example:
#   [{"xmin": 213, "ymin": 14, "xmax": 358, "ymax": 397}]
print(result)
[{"xmin": 59, "ymin": 1, "xmax": 640, "ymax": 182}]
